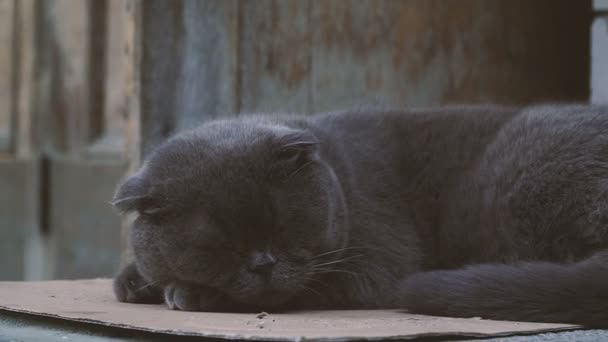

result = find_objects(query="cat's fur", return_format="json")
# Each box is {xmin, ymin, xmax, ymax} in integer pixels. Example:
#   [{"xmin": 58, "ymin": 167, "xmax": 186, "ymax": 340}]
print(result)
[{"xmin": 113, "ymin": 104, "xmax": 608, "ymax": 326}]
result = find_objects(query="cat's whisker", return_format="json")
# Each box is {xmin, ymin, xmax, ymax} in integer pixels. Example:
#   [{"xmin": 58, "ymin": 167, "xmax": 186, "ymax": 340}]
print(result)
[
  {"xmin": 311, "ymin": 261, "xmax": 360, "ymax": 271},
  {"xmin": 297, "ymin": 275, "xmax": 331, "ymax": 288},
  {"xmin": 310, "ymin": 246, "xmax": 370, "ymax": 260},
  {"xmin": 312, "ymin": 254, "xmax": 366, "ymax": 268},
  {"xmin": 307, "ymin": 268, "xmax": 361, "ymax": 277},
  {"xmin": 297, "ymin": 284, "xmax": 322, "ymax": 298},
  {"xmin": 134, "ymin": 280, "xmax": 160, "ymax": 293}
]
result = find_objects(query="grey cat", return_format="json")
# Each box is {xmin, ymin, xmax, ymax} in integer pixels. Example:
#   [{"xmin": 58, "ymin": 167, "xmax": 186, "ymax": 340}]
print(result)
[{"xmin": 112, "ymin": 104, "xmax": 608, "ymax": 326}]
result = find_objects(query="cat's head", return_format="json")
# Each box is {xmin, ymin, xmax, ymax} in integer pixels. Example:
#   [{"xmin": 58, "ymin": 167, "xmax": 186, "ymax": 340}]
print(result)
[{"xmin": 112, "ymin": 118, "xmax": 348, "ymax": 308}]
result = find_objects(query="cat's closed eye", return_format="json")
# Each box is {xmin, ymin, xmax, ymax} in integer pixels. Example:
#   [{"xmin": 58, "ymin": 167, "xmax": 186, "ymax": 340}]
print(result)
[{"xmin": 140, "ymin": 207, "xmax": 167, "ymax": 216}]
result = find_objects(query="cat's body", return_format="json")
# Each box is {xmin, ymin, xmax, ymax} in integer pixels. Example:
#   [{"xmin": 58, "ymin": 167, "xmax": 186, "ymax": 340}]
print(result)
[{"xmin": 113, "ymin": 104, "xmax": 608, "ymax": 326}]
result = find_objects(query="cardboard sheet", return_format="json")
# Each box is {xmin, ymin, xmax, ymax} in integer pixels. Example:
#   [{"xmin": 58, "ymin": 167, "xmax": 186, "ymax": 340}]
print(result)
[{"xmin": 0, "ymin": 279, "xmax": 579, "ymax": 341}]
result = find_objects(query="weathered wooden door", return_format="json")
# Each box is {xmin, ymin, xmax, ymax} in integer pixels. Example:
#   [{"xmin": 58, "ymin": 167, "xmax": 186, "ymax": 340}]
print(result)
[
  {"xmin": 135, "ymin": 0, "xmax": 593, "ymax": 267},
  {"xmin": 0, "ymin": 0, "xmax": 136, "ymax": 280},
  {"xmin": 0, "ymin": 0, "xmax": 39, "ymax": 280},
  {"xmin": 139, "ymin": 0, "xmax": 591, "ymax": 151},
  {"xmin": 0, "ymin": 0, "xmax": 593, "ymax": 280}
]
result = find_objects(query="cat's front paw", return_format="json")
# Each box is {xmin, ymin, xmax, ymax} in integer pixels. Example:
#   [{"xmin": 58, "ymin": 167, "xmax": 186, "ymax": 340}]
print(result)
[
  {"xmin": 163, "ymin": 282, "xmax": 240, "ymax": 312},
  {"xmin": 163, "ymin": 282, "xmax": 202, "ymax": 311},
  {"xmin": 113, "ymin": 262, "xmax": 163, "ymax": 304}
]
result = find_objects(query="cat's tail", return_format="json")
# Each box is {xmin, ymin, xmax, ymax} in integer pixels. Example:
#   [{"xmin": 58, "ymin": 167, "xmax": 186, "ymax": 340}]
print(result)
[{"xmin": 400, "ymin": 252, "xmax": 608, "ymax": 327}]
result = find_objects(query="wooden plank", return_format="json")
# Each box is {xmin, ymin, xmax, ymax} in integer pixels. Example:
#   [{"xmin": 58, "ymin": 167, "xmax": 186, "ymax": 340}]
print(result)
[
  {"xmin": 0, "ymin": 0, "xmax": 42, "ymax": 281},
  {"xmin": 239, "ymin": 0, "xmax": 311, "ymax": 114},
  {"xmin": 311, "ymin": 0, "xmax": 450, "ymax": 112},
  {"xmin": 596, "ymin": 0, "xmax": 608, "ymax": 10},
  {"xmin": 311, "ymin": 0, "xmax": 409, "ymax": 112},
  {"xmin": 174, "ymin": 0, "xmax": 238, "ymax": 128},
  {"xmin": 0, "ymin": 159, "xmax": 38, "ymax": 280},
  {"xmin": 140, "ymin": 0, "xmax": 238, "ymax": 156},
  {"xmin": 104, "ymin": 0, "xmax": 129, "ymax": 140},
  {"xmin": 86, "ymin": 0, "xmax": 131, "ymax": 158},
  {"xmin": 311, "ymin": 0, "xmax": 590, "ymax": 112},
  {"xmin": 121, "ymin": 0, "xmax": 141, "ymax": 264},
  {"xmin": 592, "ymin": 16, "xmax": 608, "ymax": 104},
  {"xmin": 0, "ymin": 0, "xmax": 13, "ymax": 151},
  {"xmin": 36, "ymin": 0, "xmax": 92, "ymax": 155},
  {"xmin": 14, "ymin": 0, "xmax": 36, "ymax": 158},
  {"xmin": 31, "ymin": 0, "xmax": 130, "ymax": 279},
  {"xmin": 50, "ymin": 158, "xmax": 126, "ymax": 279},
  {"xmin": 139, "ymin": 0, "xmax": 181, "ymax": 157},
  {"xmin": 124, "ymin": 0, "xmax": 141, "ymax": 163}
]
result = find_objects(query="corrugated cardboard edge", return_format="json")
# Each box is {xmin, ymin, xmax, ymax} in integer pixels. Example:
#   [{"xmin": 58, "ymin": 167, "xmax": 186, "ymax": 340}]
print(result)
[
  {"xmin": 0, "ymin": 279, "xmax": 583, "ymax": 341},
  {"xmin": 0, "ymin": 305, "xmax": 582, "ymax": 342}
]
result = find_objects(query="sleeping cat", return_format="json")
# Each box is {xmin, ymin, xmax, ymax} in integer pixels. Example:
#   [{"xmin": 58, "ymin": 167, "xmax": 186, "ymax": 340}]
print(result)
[{"xmin": 112, "ymin": 104, "xmax": 608, "ymax": 326}]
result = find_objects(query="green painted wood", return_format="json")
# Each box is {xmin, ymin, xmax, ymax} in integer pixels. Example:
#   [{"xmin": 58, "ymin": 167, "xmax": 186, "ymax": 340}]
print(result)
[
  {"xmin": 310, "ymin": 0, "xmax": 591, "ymax": 113},
  {"xmin": 174, "ymin": 0, "xmax": 238, "ymax": 130},
  {"xmin": 239, "ymin": 0, "xmax": 312, "ymax": 114},
  {"xmin": 141, "ymin": 0, "xmax": 238, "ymax": 157},
  {"xmin": 34, "ymin": 0, "xmax": 96, "ymax": 155},
  {"xmin": 49, "ymin": 158, "xmax": 126, "ymax": 279},
  {"xmin": 140, "ymin": 0, "xmax": 591, "ymax": 150},
  {"xmin": 592, "ymin": 14, "xmax": 608, "ymax": 104},
  {"xmin": 0, "ymin": 0, "xmax": 13, "ymax": 152},
  {"xmin": 0, "ymin": 159, "xmax": 37, "ymax": 280},
  {"xmin": 26, "ymin": 0, "xmax": 131, "ymax": 280}
]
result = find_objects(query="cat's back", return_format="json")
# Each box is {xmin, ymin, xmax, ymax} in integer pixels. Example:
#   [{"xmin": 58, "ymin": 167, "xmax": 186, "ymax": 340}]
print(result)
[
  {"xmin": 480, "ymin": 104, "xmax": 608, "ymax": 177},
  {"xmin": 441, "ymin": 104, "xmax": 608, "ymax": 265},
  {"xmin": 303, "ymin": 105, "xmax": 518, "ymax": 165}
]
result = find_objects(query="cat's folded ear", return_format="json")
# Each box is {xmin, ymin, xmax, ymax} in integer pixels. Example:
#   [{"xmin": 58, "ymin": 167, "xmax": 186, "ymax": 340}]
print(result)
[
  {"xmin": 111, "ymin": 172, "xmax": 154, "ymax": 214},
  {"xmin": 275, "ymin": 129, "xmax": 320, "ymax": 166}
]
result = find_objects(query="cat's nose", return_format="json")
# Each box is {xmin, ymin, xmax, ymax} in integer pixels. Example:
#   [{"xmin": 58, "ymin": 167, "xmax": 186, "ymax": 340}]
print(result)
[{"xmin": 249, "ymin": 251, "xmax": 277, "ymax": 276}]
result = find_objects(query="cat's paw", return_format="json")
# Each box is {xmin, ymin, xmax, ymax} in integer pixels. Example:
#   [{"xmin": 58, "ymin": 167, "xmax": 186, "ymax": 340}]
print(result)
[
  {"xmin": 163, "ymin": 282, "xmax": 238, "ymax": 312},
  {"xmin": 113, "ymin": 263, "xmax": 163, "ymax": 304},
  {"xmin": 163, "ymin": 282, "xmax": 202, "ymax": 311}
]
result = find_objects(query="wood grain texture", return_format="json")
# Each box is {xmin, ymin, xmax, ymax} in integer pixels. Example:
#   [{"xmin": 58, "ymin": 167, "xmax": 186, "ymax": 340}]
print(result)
[
  {"xmin": 120, "ymin": 0, "xmax": 142, "ymax": 265},
  {"xmin": 140, "ymin": 0, "xmax": 238, "ymax": 157},
  {"xmin": 86, "ymin": 0, "xmax": 132, "ymax": 158},
  {"xmin": 139, "ymin": 0, "xmax": 181, "ymax": 157},
  {"xmin": 0, "ymin": 159, "xmax": 38, "ymax": 280},
  {"xmin": 0, "ymin": 0, "xmax": 39, "ymax": 281},
  {"xmin": 124, "ymin": 0, "xmax": 142, "ymax": 163},
  {"xmin": 592, "ymin": 15, "xmax": 608, "ymax": 104},
  {"xmin": 14, "ymin": 0, "xmax": 36, "ymax": 158},
  {"xmin": 13, "ymin": 0, "xmax": 132, "ymax": 280},
  {"xmin": 239, "ymin": 0, "xmax": 312, "ymax": 114},
  {"xmin": 104, "ymin": 0, "xmax": 129, "ymax": 139},
  {"xmin": 139, "ymin": 0, "xmax": 590, "ymax": 149},
  {"xmin": 128, "ymin": 0, "xmax": 591, "ymax": 267},
  {"xmin": 311, "ymin": 0, "xmax": 591, "ymax": 112},
  {"xmin": 36, "ymin": 0, "xmax": 92, "ymax": 155},
  {"xmin": 49, "ymin": 158, "xmax": 125, "ymax": 279},
  {"xmin": 174, "ymin": 0, "xmax": 238, "ymax": 129},
  {"xmin": 0, "ymin": 0, "xmax": 13, "ymax": 152}
]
